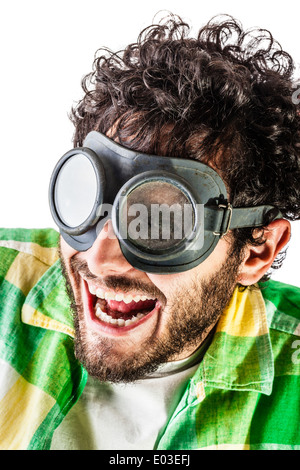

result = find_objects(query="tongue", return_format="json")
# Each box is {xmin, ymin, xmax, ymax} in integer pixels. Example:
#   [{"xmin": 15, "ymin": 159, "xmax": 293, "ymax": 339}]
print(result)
[{"xmin": 107, "ymin": 299, "xmax": 156, "ymax": 314}]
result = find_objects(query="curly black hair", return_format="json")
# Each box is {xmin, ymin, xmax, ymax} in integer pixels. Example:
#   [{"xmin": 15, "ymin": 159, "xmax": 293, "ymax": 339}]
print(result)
[{"xmin": 70, "ymin": 13, "xmax": 300, "ymax": 280}]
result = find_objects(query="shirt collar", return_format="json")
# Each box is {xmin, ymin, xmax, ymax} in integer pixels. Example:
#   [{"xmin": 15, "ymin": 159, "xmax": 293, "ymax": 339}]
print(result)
[
  {"xmin": 191, "ymin": 284, "xmax": 274, "ymax": 396},
  {"xmin": 21, "ymin": 258, "xmax": 75, "ymax": 338}
]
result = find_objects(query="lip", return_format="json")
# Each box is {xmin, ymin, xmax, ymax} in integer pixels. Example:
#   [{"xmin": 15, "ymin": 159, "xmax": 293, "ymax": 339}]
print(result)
[{"xmin": 81, "ymin": 278, "xmax": 161, "ymax": 336}]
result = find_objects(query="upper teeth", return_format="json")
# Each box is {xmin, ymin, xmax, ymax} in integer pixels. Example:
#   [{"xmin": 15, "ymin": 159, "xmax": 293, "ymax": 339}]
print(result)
[{"xmin": 88, "ymin": 284, "xmax": 155, "ymax": 303}]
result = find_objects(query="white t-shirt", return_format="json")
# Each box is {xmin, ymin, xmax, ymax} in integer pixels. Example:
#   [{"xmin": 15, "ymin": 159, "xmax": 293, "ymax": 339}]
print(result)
[{"xmin": 50, "ymin": 341, "xmax": 209, "ymax": 450}]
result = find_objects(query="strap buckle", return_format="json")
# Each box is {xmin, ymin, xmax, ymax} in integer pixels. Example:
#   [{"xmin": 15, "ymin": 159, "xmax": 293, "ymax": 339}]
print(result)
[{"xmin": 213, "ymin": 203, "xmax": 233, "ymax": 237}]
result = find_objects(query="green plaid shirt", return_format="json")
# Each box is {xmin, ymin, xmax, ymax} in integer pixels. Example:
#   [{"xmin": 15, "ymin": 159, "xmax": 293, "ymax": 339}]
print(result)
[{"xmin": 0, "ymin": 228, "xmax": 299, "ymax": 450}]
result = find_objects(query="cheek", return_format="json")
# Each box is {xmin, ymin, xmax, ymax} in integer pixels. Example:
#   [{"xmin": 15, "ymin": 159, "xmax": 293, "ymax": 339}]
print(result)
[
  {"xmin": 147, "ymin": 272, "xmax": 184, "ymax": 297},
  {"xmin": 60, "ymin": 236, "xmax": 78, "ymax": 260},
  {"xmin": 199, "ymin": 238, "xmax": 231, "ymax": 274},
  {"xmin": 147, "ymin": 239, "xmax": 231, "ymax": 294}
]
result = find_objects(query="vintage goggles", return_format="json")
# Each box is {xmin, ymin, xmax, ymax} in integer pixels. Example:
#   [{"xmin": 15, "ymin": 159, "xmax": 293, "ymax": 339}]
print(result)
[{"xmin": 49, "ymin": 131, "xmax": 281, "ymax": 273}]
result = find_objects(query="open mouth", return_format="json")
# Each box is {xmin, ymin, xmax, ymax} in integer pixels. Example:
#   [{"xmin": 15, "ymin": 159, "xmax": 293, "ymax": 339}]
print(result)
[{"xmin": 84, "ymin": 281, "xmax": 160, "ymax": 330}]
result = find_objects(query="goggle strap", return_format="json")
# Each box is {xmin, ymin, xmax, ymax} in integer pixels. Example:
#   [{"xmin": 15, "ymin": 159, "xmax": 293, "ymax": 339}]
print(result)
[{"xmin": 205, "ymin": 204, "xmax": 282, "ymax": 237}]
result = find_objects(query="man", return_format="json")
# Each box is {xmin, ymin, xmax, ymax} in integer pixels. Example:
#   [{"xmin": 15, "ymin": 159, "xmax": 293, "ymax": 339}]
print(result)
[{"xmin": 0, "ymin": 14, "xmax": 299, "ymax": 450}]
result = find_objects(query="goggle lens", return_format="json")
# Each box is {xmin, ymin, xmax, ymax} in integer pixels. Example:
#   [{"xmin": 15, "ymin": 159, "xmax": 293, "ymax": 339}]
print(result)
[
  {"xmin": 54, "ymin": 154, "xmax": 98, "ymax": 228},
  {"xmin": 118, "ymin": 180, "xmax": 195, "ymax": 253}
]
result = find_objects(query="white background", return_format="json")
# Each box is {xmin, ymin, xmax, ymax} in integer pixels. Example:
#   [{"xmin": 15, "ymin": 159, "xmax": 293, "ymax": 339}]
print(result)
[{"xmin": 0, "ymin": 0, "xmax": 299, "ymax": 287}]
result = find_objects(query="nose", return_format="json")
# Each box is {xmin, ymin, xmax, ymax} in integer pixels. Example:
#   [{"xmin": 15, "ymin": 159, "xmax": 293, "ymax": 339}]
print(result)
[{"xmin": 85, "ymin": 220, "xmax": 134, "ymax": 276}]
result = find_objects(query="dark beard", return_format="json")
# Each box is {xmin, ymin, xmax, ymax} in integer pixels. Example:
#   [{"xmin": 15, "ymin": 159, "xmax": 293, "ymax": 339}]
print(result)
[{"xmin": 59, "ymin": 241, "xmax": 243, "ymax": 384}]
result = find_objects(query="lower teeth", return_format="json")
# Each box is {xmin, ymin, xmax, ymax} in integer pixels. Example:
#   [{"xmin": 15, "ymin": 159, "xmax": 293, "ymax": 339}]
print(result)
[{"xmin": 95, "ymin": 305, "xmax": 146, "ymax": 327}]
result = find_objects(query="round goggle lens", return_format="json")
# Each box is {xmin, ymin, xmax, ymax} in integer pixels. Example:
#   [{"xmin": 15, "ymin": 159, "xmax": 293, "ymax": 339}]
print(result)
[
  {"xmin": 54, "ymin": 154, "xmax": 98, "ymax": 228},
  {"xmin": 119, "ymin": 180, "xmax": 195, "ymax": 252}
]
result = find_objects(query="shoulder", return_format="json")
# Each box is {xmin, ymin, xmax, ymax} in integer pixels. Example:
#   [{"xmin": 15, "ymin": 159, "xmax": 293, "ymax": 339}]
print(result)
[
  {"xmin": 254, "ymin": 281, "xmax": 300, "ymax": 447},
  {"xmin": 0, "ymin": 227, "xmax": 59, "ymax": 252},
  {"xmin": 0, "ymin": 227, "xmax": 59, "ymax": 267},
  {"xmin": 260, "ymin": 280, "xmax": 300, "ymax": 399},
  {"xmin": 0, "ymin": 228, "xmax": 60, "ymax": 298},
  {"xmin": 259, "ymin": 279, "xmax": 300, "ymax": 335}
]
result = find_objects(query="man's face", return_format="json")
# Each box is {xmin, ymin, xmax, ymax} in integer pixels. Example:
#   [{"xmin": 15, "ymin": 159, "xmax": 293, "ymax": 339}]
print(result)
[{"xmin": 60, "ymin": 220, "xmax": 243, "ymax": 382}]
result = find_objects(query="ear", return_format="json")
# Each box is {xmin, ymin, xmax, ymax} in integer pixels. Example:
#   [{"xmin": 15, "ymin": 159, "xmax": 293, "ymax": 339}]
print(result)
[{"xmin": 237, "ymin": 219, "xmax": 291, "ymax": 286}]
